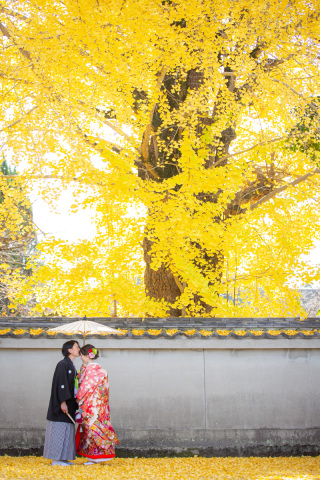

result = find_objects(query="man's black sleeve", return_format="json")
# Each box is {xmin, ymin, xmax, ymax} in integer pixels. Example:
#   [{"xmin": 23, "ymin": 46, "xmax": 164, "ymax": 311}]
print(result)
[{"xmin": 54, "ymin": 362, "xmax": 72, "ymax": 404}]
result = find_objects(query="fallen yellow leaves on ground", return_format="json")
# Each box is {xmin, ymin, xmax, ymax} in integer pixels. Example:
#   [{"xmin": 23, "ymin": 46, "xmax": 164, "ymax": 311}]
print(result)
[{"xmin": 1, "ymin": 455, "xmax": 320, "ymax": 480}]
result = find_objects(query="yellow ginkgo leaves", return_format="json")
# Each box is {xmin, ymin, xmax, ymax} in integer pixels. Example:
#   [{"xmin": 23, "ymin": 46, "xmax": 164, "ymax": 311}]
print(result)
[
  {"xmin": 1, "ymin": 1, "xmax": 320, "ymax": 317},
  {"xmin": 1, "ymin": 455, "xmax": 320, "ymax": 480}
]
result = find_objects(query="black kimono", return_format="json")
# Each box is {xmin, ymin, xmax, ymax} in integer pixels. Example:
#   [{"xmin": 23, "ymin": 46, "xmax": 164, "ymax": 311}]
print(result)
[{"xmin": 46, "ymin": 356, "xmax": 77, "ymax": 423}]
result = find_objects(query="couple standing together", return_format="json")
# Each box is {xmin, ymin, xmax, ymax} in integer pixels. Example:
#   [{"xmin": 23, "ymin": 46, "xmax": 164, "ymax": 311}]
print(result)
[{"xmin": 43, "ymin": 340, "xmax": 119, "ymax": 466}]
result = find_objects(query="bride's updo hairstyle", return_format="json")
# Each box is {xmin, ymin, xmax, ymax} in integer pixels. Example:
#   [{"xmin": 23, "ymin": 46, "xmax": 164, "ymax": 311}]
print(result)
[{"xmin": 80, "ymin": 344, "xmax": 99, "ymax": 360}]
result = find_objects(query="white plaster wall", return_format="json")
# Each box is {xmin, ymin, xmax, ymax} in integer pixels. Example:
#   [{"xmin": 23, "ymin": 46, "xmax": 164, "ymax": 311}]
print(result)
[{"xmin": 1, "ymin": 338, "xmax": 320, "ymax": 451}]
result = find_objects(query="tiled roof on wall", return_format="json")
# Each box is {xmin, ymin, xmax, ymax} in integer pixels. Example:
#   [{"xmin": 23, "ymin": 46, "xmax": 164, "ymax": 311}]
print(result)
[
  {"xmin": 1, "ymin": 317, "xmax": 320, "ymax": 339},
  {"xmin": 0, "ymin": 328, "xmax": 320, "ymax": 339}
]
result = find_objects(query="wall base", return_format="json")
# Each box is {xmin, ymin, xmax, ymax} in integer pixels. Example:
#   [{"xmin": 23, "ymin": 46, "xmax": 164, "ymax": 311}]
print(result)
[{"xmin": 1, "ymin": 428, "xmax": 320, "ymax": 457}]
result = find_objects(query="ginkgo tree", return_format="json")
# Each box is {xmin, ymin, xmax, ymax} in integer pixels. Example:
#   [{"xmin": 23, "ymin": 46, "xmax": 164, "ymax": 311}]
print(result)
[
  {"xmin": 1, "ymin": 0, "xmax": 320, "ymax": 317},
  {"xmin": 0, "ymin": 159, "xmax": 37, "ymax": 315}
]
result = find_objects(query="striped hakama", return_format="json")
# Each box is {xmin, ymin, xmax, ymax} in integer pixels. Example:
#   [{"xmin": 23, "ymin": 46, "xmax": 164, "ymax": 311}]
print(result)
[{"xmin": 43, "ymin": 421, "xmax": 75, "ymax": 461}]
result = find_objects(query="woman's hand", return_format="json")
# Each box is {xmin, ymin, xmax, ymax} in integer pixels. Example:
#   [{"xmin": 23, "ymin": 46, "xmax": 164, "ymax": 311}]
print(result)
[{"xmin": 61, "ymin": 401, "xmax": 68, "ymax": 414}]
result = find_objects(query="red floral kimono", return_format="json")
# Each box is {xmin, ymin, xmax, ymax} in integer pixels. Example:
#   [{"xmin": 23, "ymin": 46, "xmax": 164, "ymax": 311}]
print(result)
[{"xmin": 75, "ymin": 363, "xmax": 119, "ymax": 460}]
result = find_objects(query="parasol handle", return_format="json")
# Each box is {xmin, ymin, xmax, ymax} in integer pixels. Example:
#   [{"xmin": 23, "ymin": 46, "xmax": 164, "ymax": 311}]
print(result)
[
  {"xmin": 65, "ymin": 412, "xmax": 76, "ymax": 425},
  {"xmin": 83, "ymin": 316, "xmax": 86, "ymax": 346}
]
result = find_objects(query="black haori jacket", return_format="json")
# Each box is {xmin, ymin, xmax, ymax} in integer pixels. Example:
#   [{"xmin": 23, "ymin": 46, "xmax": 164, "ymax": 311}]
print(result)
[{"xmin": 46, "ymin": 356, "xmax": 77, "ymax": 423}]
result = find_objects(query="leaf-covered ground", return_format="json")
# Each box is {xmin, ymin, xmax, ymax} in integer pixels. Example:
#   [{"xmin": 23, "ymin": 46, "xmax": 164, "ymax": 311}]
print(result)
[{"xmin": 1, "ymin": 456, "xmax": 320, "ymax": 480}]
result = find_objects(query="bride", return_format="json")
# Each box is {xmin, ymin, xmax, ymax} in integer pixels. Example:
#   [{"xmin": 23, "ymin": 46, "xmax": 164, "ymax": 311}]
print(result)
[{"xmin": 75, "ymin": 344, "xmax": 120, "ymax": 465}]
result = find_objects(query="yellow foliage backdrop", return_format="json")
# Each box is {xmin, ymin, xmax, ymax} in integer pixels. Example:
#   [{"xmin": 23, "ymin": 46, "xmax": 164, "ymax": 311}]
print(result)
[{"xmin": 1, "ymin": 1, "xmax": 320, "ymax": 316}]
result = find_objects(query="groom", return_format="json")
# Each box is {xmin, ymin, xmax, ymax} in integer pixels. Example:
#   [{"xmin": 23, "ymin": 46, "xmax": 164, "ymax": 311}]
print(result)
[{"xmin": 43, "ymin": 340, "xmax": 80, "ymax": 466}]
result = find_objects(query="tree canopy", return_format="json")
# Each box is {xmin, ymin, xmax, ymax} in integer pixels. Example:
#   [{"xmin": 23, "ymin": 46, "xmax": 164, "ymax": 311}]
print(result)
[{"xmin": 1, "ymin": 0, "xmax": 320, "ymax": 317}]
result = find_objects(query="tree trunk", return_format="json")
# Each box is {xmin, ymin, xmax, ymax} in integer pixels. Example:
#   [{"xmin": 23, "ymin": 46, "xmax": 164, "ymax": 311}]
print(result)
[
  {"xmin": 143, "ymin": 237, "xmax": 182, "ymax": 316},
  {"xmin": 138, "ymin": 67, "xmax": 236, "ymax": 316}
]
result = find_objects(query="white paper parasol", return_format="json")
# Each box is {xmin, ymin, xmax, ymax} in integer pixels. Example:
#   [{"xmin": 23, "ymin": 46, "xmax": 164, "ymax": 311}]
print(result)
[{"xmin": 46, "ymin": 319, "xmax": 125, "ymax": 344}]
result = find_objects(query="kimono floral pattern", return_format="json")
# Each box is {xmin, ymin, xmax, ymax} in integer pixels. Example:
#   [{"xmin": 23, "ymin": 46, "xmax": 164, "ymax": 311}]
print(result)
[{"xmin": 76, "ymin": 363, "xmax": 119, "ymax": 459}]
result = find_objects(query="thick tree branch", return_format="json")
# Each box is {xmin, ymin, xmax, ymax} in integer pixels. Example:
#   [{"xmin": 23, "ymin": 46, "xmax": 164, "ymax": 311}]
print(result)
[
  {"xmin": 272, "ymin": 78, "xmax": 320, "ymax": 115},
  {"xmin": 0, "ymin": 7, "xmax": 31, "ymax": 22},
  {"xmin": 0, "ymin": 173, "xmax": 107, "ymax": 187},
  {"xmin": 76, "ymin": 100, "xmax": 140, "ymax": 152},
  {"xmin": 0, "ymin": 20, "xmax": 32, "ymax": 63},
  {"xmin": 213, "ymin": 135, "xmax": 289, "ymax": 167},
  {"xmin": 75, "ymin": 125, "xmax": 123, "ymax": 156},
  {"xmin": 141, "ymin": 67, "xmax": 168, "ymax": 179},
  {"xmin": 0, "ymin": 20, "xmax": 12, "ymax": 38},
  {"xmin": 0, "ymin": 106, "xmax": 37, "ymax": 133},
  {"xmin": 0, "ymin": 71, "xmax": 34, "ymax": 85},
  {"xmin": 173, "ymin": 274, "xmax": 184, "ymax": 294},
  {"xmin": 215, "ymin": 119, "xmax": 319, "ymax": 168},
  {"xmin": 247, "ymin": 168, "xmax": 320, "ymax": 212},
  {"xmin": 100, "ymin": 117, "xmax": 137, "ymax": 150}
]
